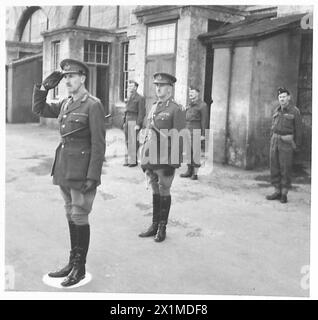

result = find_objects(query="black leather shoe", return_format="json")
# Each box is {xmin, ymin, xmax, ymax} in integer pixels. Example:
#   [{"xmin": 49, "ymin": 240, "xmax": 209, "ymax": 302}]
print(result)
[
  {"xmin": 280, "ymin": 194, "xmax": 288, "ymax": 203},
  {"xmin": 139, "ymin": 223, "xmax": 158, "ymax": 237},
  {"xmin": 191, "ymin": 174, "xmax": 198, "ymax": 180},
  {"xmin": 180, "ymin": 165, "xmax": 193, "ymax": 178},
  {"xmin": 48, "ymin": 250, "xmax": 76, "ymax": 278},
  {"xmin": 61, "ymin": 250, "xmax": 85, "ymax": 287},
  {"xmin": 128, "ymin": 163, "xmax": 138, "ymax": 167},
  {"xmin": 61, "ymin": 265, "xmax": 85, "ymax": 287},
  {"xmin": 123, "ymin": 163, "xmax": 129, "ymax": 166},
  {"xmin": 154, "ymin": 222, "xmax": 166, "ymax": 242},
  {"xmin": 266, "ymin": 192, "xmax": 281, "ymax": 200}
]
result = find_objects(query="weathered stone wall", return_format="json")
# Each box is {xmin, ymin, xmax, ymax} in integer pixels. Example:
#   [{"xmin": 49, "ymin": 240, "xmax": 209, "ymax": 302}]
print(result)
[
  {"xmin": 210, "ymin": 47, "xmax": 231, "ymax": 164},
  {"xmin": 248, "ymin": 31, "xmax": 302, "ymax": 168},
  {"xmin": 227, "ymin": 46, "xmax": 253, "ymax": 168}
]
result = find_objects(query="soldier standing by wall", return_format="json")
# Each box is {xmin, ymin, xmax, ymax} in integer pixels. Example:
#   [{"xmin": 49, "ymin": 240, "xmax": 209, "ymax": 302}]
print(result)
[
  {"xmin": 180, "ymin": 85, "xmax": 208, "ymax": 180},
  {"xmin": 139, "ymin": 72, "xmax": 186, "ymax": 242},
  {"xmin": 123, "ymin": 80, "xmax": 146, "ymax": 167},
  {"xmin": 266, "ymin": 87, "xmax": 302, "ymax": 203},
  {"xmin": 32, "ymin": 59, "xmax": 106, "ymax": 286}
]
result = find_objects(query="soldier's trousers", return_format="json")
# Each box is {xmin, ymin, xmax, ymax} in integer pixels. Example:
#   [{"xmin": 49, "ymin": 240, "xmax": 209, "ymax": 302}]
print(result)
[
  {"xmin": 59, "ymin": 186, "xmax": 97, "ymax": 225},
  {"xmin": 270, "ymin": 133, "xmax": 294, "ymax": 190},
  {"xmin": 124, "ymin": 120, "xmax": 140, "ymax": 164},
  {"xmin": 146, "ymin": 168, "xmax": 175, "ymax": 196}
]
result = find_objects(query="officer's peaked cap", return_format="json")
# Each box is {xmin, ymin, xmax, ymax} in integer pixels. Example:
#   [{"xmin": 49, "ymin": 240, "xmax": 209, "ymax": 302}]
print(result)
[
  {"xmin": 153, "ymin": 72, "xmax": 177, "ymax": 85},
  {"xmin": 60, "ymin": 59, "xmax": 89, "ymax": 76}
]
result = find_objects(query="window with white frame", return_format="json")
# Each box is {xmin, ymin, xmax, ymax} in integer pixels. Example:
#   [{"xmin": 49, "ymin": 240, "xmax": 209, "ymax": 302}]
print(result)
[
  {"xmin": 52, "ymin": 41, "xmax": 60, "ymax": 99},
  {"xmin": 147, "ymin": 23, "xmax": 176, "ymax": 55},
  {"xmin": 84, "ymin": 40, "xmax": 109, "ymax": 64},
  {"xmin": 122, "ymin": 42, "xmax": 129, "ymax": 101}
]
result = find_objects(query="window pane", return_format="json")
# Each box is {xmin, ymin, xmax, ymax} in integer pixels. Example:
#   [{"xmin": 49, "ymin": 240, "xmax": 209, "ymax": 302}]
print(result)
[{"xmin": 147, "ymin": 23, "xmax": 176, "ymax": 55}]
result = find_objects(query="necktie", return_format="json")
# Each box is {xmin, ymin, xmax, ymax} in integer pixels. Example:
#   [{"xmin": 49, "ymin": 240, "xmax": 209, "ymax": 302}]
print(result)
[{"xmin": 63, "ymin": 97, "xmax": 73, "ymax": 112}]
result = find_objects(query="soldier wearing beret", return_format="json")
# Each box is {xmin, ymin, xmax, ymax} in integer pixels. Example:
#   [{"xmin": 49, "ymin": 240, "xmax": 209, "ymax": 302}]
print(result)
[
  {"xmin": 180, "ymin": 85, "xmax": 208, "ymax": 180},
  {"xmin": 32, "ymin": 58, "xmax": 106, "ymax": 286},
  {"xmin": 123, "ymin": 80, "xmax": 146, "ymax": 167},
  {"xmin": 139, "ymin": 72, "xmax": 186, "ymax": 242},
  {"xmin": 266, "ymin": 87, "xmax": 302, "ymax": 203}
]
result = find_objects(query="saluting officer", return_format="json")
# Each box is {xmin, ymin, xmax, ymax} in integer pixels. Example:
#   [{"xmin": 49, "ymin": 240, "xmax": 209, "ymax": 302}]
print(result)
[
  {"xmin": 32, "ymin": 59, "xmax": 106, "ymax": 286},
  {"xmin": 139, "ymin": 72, "xmax": 186, "ymax": 242},
  {"xmin": 123, "ymin": 80, "xmax": 146, "ymax": 167},
  {"xmin": 266, "ymin": 87, "xmax": 302, "ymax": 203},
  {"xmin": 180, "ymin": 85, "xmax": 208, "ymax": 180}
]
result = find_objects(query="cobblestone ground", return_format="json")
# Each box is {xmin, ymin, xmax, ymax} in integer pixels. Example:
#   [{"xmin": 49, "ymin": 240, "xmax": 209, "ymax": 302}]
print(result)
[{"xmin": 5, "ymin": 124, "xmax": 311, "ymax": 296}]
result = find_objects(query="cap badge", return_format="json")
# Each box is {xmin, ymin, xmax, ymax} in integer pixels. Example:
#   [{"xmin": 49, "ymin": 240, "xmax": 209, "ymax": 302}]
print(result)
[{"xmin": 64, "ymin": 63, "xmax": 71, "ymax": 71}]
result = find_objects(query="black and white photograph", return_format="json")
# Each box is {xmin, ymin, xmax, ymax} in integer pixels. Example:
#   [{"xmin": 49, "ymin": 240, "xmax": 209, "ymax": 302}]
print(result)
[{"xmin": 2, "ymin": 1, "xmax": 316, "ymax": 299}]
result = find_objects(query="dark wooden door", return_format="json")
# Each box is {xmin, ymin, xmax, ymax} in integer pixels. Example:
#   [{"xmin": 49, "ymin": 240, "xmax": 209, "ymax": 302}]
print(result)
[
  {"xmin": 96, "ymin": 65, "xmax": 109, "ymax": 115},
  {"xmin": 87, "ymin": 65, "xmax": 109, "ymax": 115}
]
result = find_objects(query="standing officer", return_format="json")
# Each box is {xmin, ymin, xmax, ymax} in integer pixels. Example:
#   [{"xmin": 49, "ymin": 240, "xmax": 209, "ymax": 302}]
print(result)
[
  {"xmin": 180, "ymin": 85, "xmax": 208, "ymax": 180},
  {"xmin": 32, "ymin": 59, "xmax": 106, "ymax": 286},
  {"xmin": 123, "ymin": 80, "xmax": 146, "ymax": 167},
  {"xmin": 139, "ymin": 72, "xmax": 186, "ymax": 242},
  {"xmin": 266, "ymin": 87, "xmax": 302, "ymax": 203}
]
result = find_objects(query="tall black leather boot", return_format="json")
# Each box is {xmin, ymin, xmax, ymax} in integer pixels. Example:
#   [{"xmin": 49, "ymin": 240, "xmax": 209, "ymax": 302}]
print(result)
[
  {"xmin": 48, "ymin": 220, "xmax": 77, "ymax": 278},
  {"xmin": 61, "ymin": 224, "xmax": 90, "ymax": 287},
  {"xmin": 154, "ymin": 195, "xmax": 171, "ymax": 242},
  {"xmin": 139, "ymin": 194, "xmax": 160, "ymax": 237}
]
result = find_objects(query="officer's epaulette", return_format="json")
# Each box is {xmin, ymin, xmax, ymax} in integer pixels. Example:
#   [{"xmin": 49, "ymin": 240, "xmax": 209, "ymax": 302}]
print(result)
[
  {"xmin": 170, "ymin": 98, "xmax": 186, "ymax": 111},
  {"xmin": 86, "ymin": 94, "xmax": 101, "ymax": 103}
]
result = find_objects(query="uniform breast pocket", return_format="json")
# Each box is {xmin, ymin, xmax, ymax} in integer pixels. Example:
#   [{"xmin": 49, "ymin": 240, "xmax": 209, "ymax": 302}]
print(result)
[
  {"xmin": 68, "ymin": 113, "xmax": 88, "ymax": 130},
  {"xmin": 65, "ymin": 150, "xmax": 91, "ymax": 180},
  {"xmin": 282, "ymin": 114, "xmax": 295, "ymax": 130},
  {"xmin": 156, "ymin": 113, "xmax": 171, "ymax": 129}
]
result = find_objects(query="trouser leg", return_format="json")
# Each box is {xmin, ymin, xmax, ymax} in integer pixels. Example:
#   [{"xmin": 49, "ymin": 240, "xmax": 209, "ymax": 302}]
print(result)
[
  {"xmin": 124, "ymin": 122, "xmax": 129, "ymax": 165},
  {"xmin": 278, "ymin": 141, "xmax": 293, "ymax": 193},
  {"xmin": 125, "ymin": 120, "xmax": 138, "ymax": 165},
  {"xmin": 270, "ymin": 135, "xmax": 281, "ymax": 191},
  {"xmin": 278, "ymin": 140, "xmax": 293, "ymax": 203}
]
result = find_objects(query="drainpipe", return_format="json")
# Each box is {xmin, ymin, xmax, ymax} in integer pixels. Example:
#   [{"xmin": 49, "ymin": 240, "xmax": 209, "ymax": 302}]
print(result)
[{"xmin": 224, "ymin": 43, "xmax": 235, "ymax": 164}]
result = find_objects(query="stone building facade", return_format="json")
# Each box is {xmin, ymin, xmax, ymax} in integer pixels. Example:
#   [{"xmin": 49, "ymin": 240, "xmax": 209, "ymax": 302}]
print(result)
[{"xmin": 5, "ymin": 5, "xmax": 312, "ymax": 168}]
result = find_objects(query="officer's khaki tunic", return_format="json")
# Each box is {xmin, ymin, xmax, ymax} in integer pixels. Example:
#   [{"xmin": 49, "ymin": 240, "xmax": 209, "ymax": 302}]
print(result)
[{"xmin": 32, "ymin": 85, "xmax": 106, "ymax": 192}]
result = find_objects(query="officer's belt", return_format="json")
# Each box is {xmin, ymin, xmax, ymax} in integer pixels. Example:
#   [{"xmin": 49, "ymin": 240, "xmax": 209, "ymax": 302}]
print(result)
[
  {"xmin": 60, "ymin": 136, "xmax": 89, "ymax": 144},
  {"xmin": 273, "ymin": 130, "xmax": 293, "ymax": 136},
  {"xmin": 61, "ymin": 126, "xmax": 88, "ymax": 139}
]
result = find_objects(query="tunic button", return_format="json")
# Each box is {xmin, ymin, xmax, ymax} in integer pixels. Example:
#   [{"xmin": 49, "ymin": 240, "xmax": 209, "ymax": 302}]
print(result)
[
  {"xmin": 62, "ymin": 124, "xmax": 65, "ymax": 128},
  {"xmin": 62, "ymin": 144, "xmax": 65, "ymax": 148},
  {"xmin": 81, "ymin": 151, "xmax": 85, "ymax": 154},
  {"xmin": 63, "ymin": 115, "xmax": 67, "ymax": 118}
]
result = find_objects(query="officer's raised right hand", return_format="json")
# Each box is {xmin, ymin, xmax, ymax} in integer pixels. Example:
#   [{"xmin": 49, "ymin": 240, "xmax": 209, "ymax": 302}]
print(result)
[{"xmin": 42, "ymin": 71, "xmax": 64, "ymax": 90}]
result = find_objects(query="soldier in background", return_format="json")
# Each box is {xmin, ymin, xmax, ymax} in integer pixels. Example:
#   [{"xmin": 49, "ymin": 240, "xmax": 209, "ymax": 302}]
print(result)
[
  {"xmin": 180, "ymin": 85, "xmax": 208, "ymax": 180},
  {"xmin": 266, "ymin": 87, "xmax": 302, "ymax": 203},
  {"xmin": 32, "ymin": 59, "xmax": 106, "ymax": 286},
  {"xmin": 123, "ymin": 80, "xmax": 146, "ymax": 167},
  {"xmin": 139, "ymin": 72, "xmax": 186, "ymax": 242}
]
